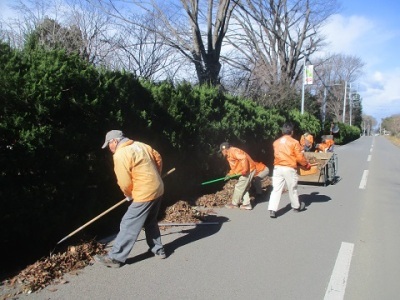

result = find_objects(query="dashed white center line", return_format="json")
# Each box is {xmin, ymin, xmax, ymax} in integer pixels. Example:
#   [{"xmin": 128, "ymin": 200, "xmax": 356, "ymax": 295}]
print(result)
[
  {"xmin": 359, "ymin": 170, "xmax": 369, "ymax": 189},
  {"xmin": 367, "ymin": 155, "xmax": 371, "ymax": 162},
  {"xmin": 324, "ymin": 242, "xmax": 354, "ymax": 300}
]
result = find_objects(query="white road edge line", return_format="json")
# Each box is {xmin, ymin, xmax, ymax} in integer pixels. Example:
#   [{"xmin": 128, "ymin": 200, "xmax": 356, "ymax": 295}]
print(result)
[
  {"xmin": 359, "ymin": 170, "xmax": 369, "ymax": 189},
  {"xmin": 324, "ymin": 242, "xmax": 354, "ymax": 300}
]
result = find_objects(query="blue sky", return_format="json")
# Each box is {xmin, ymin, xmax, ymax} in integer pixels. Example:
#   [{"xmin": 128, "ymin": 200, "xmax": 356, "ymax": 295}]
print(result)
[
  {"xmin": 1, "ymin": 0, "xmax": 399, "ymax": 124},
  {"xmin": 322, "ymin": 1, "xmax": 400, "ymax": 123}
]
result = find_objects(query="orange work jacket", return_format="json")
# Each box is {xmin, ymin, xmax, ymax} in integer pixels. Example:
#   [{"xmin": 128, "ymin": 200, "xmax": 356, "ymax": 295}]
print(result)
[
  {"xmin": 225, "ymin": 147, "xmax": 256, "ymax": 176},
  {"xmin": 254, "ymin": 161, "xmax": 267, "ymax": 176},
  {"xmin": 113, "ymin": 140, "xmax": 164, "ymax": 202},
  {"xmin": 300, "ymin": 134, "xmax": 314, "ymax": 149},
  {"xmin": 316, "ymin": 139, "xmax": 334, "ymax": 152},
  {"xmin": 273, "ymin": 135, "xmax": 308, "ymax": 169}
]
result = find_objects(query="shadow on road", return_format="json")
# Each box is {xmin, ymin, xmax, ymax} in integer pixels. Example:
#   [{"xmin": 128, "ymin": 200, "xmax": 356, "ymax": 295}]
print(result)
[
  {"xmin": 125, "ymin": 249, "xmax": 154, "ymax": 265},
  {"xmin": 252, "ymin": 186, "xmax": 272, "ymax": 209},
  {"xmin": 276, "ymin": 191, "xmax": 331, "ymax": 217},
  {"xmin": 163, "ymin": 215, "xmax": 229, "ymax": 257},
  {"xmin": 124, "ymin": 215, "xmax": 229, "ymax": 264},
  {"xmin": 300, "ymin": 191, "xmax": 332, "ymax": 207}
]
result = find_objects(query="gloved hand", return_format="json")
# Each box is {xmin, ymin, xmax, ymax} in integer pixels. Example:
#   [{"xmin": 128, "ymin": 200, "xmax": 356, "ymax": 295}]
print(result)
[
  {"xmin": 304, "ymin": 163, "xmax": 311, "ymax": 170},
  {"xmin": 125, "ymin": 195, "xmax": 133, "ymax": 202}
]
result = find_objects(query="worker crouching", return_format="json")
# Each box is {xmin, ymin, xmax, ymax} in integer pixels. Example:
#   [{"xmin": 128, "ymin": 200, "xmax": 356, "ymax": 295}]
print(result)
[{"xmin": 315, "ymin": 135, "xmax": 335, "ymax": 153}]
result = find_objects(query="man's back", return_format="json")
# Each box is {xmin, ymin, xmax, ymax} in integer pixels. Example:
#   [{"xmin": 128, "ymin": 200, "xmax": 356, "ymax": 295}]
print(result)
[
  {"xmin": 273, "ymin": 135, "xmax": 307, "ymax": 168},
  {"xmin": 114, "ymin": 140, "xmax": 164, "ymax": 202}
]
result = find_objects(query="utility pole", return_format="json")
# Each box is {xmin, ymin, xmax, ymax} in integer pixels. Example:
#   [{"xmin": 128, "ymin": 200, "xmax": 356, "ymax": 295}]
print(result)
[
  {"xmin": 301, "ymin": 58, "xmax": 306, "ymax": 114},
  {"xmin": 342, "ymin": 81, "xmax": 347, "ymax": 123},
  {"xmin": 349, "ymin": 83, "xmax": 352, "ymax": 126},
  {"xmin": 322, "ymin": 86, "xmax": 327, "ymax": 126}
]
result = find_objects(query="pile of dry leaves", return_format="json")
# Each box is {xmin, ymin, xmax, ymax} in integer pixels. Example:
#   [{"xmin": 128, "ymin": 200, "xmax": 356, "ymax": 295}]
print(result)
[
  {"xmin": 159, "ymin": 179, "xmax": 239, "ymax": 225},
  {"xmin": 159, "ymin": 177, "xmax": 271, "ymax": 224},
  {"xmin": 1, "ymin": 240, "xmax": 107, "ymax": 299},
  {"xmin": 1, "ymin": 177, "xmax": 271, "ymax": 298}
]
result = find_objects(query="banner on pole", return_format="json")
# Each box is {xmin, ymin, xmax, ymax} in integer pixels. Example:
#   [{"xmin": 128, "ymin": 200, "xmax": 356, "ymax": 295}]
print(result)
[{"xmin": 305, "ymin": 65, "xmax": 313, "ymax": 85}]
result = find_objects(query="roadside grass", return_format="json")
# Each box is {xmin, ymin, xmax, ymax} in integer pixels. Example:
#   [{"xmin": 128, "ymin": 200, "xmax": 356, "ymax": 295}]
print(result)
[{"xmin": 386, "ymin": 135, "xmax": 400, "ymax": 147}]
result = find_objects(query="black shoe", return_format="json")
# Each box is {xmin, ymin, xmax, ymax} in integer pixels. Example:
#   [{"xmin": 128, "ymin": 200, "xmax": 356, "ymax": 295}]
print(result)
[
  {"xmin": 155, "ymin": 248, "xmax": 166, "ymax": 259},
  {"xmin": 94, "ymin": 254, "xmax": 122, "ymax": 268},
  {"xmin": 293, "ymin": 202, "xmax": 305, "ymax": 212},
  {"xmin": 270, "ymin": 210, "xmax": 276, "ymax": 218},
  {"xmin": 149, "ymin": 248, "xmax": 167, "ymax": 259}
]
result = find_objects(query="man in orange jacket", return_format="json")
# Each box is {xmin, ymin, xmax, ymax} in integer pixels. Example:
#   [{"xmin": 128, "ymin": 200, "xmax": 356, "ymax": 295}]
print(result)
[
  {"xmin": 268, "ymin": 123, "xmax": 311, "ymax": 218},
  {"xmin": 220, "ymin": 142, "xmax": 256, "ymax": 210},
  {"xmin": 315, "ymin": 135, "xmax": 335, "ymax": 152},
  {"xmin": 94, "ymin": 130, "xmax": 166, "ymax": 268},
  {"xmin": 300, "ymin": 132, "xmax": 314, "ymax": 152}
]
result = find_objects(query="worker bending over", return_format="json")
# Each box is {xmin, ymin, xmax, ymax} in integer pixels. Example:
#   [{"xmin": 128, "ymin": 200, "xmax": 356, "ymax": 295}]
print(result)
[{"xmin": 315, "ymin": 135, "xmax": 334, "ymax": 152}]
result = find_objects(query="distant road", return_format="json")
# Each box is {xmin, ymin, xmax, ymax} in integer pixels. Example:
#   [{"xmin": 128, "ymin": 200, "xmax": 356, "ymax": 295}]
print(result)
[
  {"xmin": 19, "ymin": 136, "xmax": 400, "ymax": 300},
  {"xmin": 342, "ymin": 136, "xmax": 400, "ymax": 300}
]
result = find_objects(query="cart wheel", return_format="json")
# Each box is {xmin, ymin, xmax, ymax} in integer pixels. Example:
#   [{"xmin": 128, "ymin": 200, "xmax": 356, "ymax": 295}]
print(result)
[
  {"xmin": 327, "ymin": 161, "xmax": 335, "ymax": 184},
  {"xmin": 324, "ymin": 165, "xmax": 328, "ymax": 186}
]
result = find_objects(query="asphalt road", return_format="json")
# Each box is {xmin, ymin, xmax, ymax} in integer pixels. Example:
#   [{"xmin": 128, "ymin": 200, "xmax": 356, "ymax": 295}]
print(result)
[{"xmin": 17, "ymin": 136, "xmax": 400, "ymax": 300}]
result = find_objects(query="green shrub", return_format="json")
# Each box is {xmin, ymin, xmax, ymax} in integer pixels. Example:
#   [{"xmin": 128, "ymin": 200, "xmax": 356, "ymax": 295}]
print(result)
[{"xmin": 334, "ymin": 123, "xmax": 361, "ymax": 144}]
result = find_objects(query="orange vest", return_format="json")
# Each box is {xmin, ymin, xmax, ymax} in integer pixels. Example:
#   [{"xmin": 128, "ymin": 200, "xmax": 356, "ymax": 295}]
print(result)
[{"xmin": 225, "ymin": 147, "xmax": 256, "ymax": 176}]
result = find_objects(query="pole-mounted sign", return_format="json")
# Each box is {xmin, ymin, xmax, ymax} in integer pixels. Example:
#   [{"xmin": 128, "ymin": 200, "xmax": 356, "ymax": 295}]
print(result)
[{"xmin": 305, "ymin": 65, "xmax": 314, "ymax": 85}]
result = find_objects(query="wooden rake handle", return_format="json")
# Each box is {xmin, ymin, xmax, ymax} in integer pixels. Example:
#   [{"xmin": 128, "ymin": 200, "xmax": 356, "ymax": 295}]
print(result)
[{"xmin": 56, "ymin": 167, "xmax": 176, "ymax": 245}]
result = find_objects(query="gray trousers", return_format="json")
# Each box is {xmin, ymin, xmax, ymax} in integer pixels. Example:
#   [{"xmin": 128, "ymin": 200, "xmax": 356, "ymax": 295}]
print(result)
[
  {"xmin": 231, "ymin": 170, "xmax": 256, "ymax": 206},
  {"xmin": 109, "ymin": 196, "xmax": 163, "ymax": 263}
]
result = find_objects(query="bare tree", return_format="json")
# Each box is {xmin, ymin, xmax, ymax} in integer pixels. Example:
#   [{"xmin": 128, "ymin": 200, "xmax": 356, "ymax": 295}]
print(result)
[
  {"xmin": 89, "ymin": 0, "xmax": 237, "ymax": 85},
  {"xmin": 108, "ymin": 15, "xmax": 184, "ymax": 81},
  {"xmin": 1, "ymin": 0, "xmax": 207, "ymax": 81},
  {"xmin": 362, "ymin": 114, "xmax": 376, "ymax": 136},
  {"xmin": 67, "ymin": 0, "xmax": 185, "ymax": 79},
  {"xmin": 1, "ymin": 0, "xmax": 120, "ymax": 66},
  {"xmin": 223, "ymin": 0, "xmax": 339, "ymax": 106},
  {"xmin": 65, "ymin": 0, "xmax": 121, "ymax": 65},
  {"xmin": 0, "ymin": 0, "xmax": 57, "ymax": 49},
  {"xmin": 382, "ymin": 115, "xmax": 400, "ymax": 137},
  {"xmin": 313, "ymin": 53, "xmax": 365, "ymax": 123}
]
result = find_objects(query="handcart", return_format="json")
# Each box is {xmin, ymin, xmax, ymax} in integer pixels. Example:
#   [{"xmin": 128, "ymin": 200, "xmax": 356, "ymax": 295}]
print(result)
[{"xmin": 298, "ymin": 152, "xmax": 338, "ymax": 186}]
